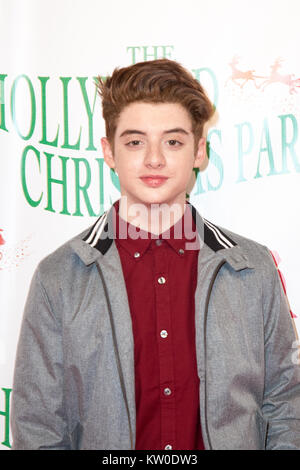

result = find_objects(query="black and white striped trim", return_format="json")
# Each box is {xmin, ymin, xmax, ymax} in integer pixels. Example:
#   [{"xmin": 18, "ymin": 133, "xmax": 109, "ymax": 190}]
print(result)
[
  {"xmin": 82, "ymin": 211, "xmax": 108, "ymax": 248},
  {"xmin": 203, "ymin": 218, "xmax": 236, "ymax": 252},
  {"xmin": 189, "ymin": 202, "xmax": 236, "ymax": 252},
  {"xmin": 82, "ymin": 206, "xmax": 237, "ymax": 255}
]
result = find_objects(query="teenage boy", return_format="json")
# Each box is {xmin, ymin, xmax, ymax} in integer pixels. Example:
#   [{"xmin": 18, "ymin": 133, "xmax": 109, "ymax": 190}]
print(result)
[{"xmin": 11, "ymin": 59, "xmax": 300, "ymax": 450}]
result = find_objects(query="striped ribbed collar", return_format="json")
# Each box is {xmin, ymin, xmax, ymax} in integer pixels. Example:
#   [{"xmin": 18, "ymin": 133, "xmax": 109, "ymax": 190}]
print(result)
[
  {"xmin": 82, "ymin": 199, "xmax": 237, "ymax": 253},
  {"xmin": 71, "ymin": 199, "xmax": 253, "ymax": 271}
]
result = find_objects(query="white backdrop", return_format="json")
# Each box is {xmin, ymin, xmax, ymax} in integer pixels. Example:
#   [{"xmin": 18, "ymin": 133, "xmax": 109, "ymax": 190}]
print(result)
[{"xmin": 1, "ymin": 0, "xmax": 300, "ymax": 449}]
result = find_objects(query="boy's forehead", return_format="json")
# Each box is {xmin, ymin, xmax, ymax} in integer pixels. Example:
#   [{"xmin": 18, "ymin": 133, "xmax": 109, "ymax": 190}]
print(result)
[{"xmin": 115, "ymin": 101, "xmax": 193, "ymax": 133}]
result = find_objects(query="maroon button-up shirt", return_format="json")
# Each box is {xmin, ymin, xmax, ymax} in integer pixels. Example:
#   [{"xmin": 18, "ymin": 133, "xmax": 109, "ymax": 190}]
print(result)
[{"xmin": 114, "ymin": 200, "xmax": 205, "ymax": 450}]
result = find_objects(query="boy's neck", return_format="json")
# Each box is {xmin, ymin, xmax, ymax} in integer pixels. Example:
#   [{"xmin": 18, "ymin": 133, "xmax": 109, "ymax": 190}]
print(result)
[{"xmin": 118, "ymin": 196, "xmax": 187, "ymax": 235}]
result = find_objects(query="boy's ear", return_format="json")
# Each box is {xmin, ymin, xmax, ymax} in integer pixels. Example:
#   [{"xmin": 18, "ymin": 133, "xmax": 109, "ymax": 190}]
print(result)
[
  {"xmin": 101, "ymin": 137, "xmax": 116, "ymax": 169},
  {"xmin": 193, "ymin": 137, "xmax": 206, "ymax": 169}
]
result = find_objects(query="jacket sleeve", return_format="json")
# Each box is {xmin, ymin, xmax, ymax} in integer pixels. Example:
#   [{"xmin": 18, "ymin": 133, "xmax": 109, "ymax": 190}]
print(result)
[
  {"xmin": 11, "ymin": 265, "xmax": 70, "ymax": 449},
  {"xmin": 262, "ymin": 249, "xmax": 300, "ymax": 449}
]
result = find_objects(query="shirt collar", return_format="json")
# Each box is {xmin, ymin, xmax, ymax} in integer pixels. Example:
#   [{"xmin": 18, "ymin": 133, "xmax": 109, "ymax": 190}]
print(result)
[{"xmin": 114, "ymin": 199, "xmax": 200, "ymax": 259}]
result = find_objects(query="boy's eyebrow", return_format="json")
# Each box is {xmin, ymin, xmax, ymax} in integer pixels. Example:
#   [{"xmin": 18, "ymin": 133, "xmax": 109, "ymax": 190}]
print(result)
[
  {"xmin": 119, "ymin": 129, "xmax": 146, "ymax": 137},
  {"xmin": 119, "ymin": 127, "xmax": 190, "ymax": 137},
  {"xmin": 164, "ymin": 127, "xmax": 190, "ymax": 135}
]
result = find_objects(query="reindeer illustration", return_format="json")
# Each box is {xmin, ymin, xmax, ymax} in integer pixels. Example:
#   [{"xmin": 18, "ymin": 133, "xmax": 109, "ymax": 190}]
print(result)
[
  {"xmin": 226, "ymin": 56, "xmax": 265, "ymax": 88},
  {"xmin": 260, "ymin": 58, "xmax": 300, "ymax": 94}
]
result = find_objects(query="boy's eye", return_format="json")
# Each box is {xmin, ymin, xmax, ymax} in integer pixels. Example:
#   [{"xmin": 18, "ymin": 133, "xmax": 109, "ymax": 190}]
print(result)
[
  {"xmin": 126, "ymin": 140, "xmax": 142, "ymax": 146},
  {"xmin": 167, "ymin": 139, "xmax": 182, "ymax": 146}
]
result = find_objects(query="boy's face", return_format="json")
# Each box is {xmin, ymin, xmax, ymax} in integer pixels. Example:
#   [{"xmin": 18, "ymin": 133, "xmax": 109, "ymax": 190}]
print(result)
[{"xmin": 101, "ymin": 102, "xmax": 206, "ymax": 208}]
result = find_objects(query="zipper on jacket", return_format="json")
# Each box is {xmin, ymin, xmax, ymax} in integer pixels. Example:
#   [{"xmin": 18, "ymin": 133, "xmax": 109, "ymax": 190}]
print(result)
[
  {"xmin": 96, "ymin": 262, "xmax": 134, "ymax": 450},
  {"xmin": 202, "ymin": 259, "xmax": 226, "ymax": 450}
]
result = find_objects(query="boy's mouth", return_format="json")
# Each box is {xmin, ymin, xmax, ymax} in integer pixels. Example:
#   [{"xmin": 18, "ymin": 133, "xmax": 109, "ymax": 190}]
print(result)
[{"xmin": 139, "ymin": 176, "xmax": 169, "ymax": 188}]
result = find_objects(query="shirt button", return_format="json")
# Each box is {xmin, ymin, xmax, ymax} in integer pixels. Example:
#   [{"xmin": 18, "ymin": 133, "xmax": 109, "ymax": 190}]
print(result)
[
  {"xmin": 178, "ymin": 248, "xmax": 184, "ymax": 255},
  {"xmin": 158, "ymin": 276, "xmax": 166, "ymax": 284},
  {"xmin": 164, "ymin": 444, "xmax": 172, "ymax": 450},
  {"xmin": 160, "ymin": 330, "xmax": 168, "ymax": 338},
  {"xmin": 134, "ymin": 252, "xmax": 140, "ymax": 258},
  {"xmin": 156, "ymin": 239, "xmax": 163, "ymax": 246},
  {"xmin": 164, "ymin": 387, "xmax": 172, "ymax": 396}
]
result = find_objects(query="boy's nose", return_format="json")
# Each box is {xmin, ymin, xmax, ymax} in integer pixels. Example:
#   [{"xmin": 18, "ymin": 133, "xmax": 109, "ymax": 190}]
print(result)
[{"xmin": 144, "ymin": 144, "xmax": 166, "ymax": 168}]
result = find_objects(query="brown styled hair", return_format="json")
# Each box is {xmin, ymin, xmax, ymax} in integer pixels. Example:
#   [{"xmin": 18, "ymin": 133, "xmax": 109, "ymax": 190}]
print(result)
[{"xmin": 96, "ymin": 58, "xmax": 214, "ymax": 150}]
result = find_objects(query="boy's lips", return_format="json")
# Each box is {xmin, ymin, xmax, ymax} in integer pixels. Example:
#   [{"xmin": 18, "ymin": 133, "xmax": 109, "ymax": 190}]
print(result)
[{"xmin": 139, "ymin": 176, "xmax": 169, "ymax": 188}]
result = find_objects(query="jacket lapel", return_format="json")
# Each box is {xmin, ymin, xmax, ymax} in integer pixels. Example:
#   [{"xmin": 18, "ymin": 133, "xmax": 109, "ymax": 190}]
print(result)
[{"xmin": 95, "ymin": 242, "xmax": 136, "ymax": 447}]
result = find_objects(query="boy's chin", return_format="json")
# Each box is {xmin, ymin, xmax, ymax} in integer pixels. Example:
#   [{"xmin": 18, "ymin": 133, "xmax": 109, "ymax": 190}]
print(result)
[
  {"xmin": 120, "ymin": 190, "xmax": 186, "ymax": 208},
  {"xmin": 135, "ymin": 196, "xmax": 180, "ymax": 207}
]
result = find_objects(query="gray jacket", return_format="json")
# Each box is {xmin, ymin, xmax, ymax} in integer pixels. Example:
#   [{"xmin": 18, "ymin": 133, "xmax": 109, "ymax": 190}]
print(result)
[{"xmin": 11, "ymin": 202, "xmax": 300, "ymax": 450}]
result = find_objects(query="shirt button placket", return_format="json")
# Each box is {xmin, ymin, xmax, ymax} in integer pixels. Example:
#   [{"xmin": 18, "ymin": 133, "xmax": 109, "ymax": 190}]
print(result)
[{"xmin": 153, "ymin": 240, "xmax": 176, "ymax": 451}]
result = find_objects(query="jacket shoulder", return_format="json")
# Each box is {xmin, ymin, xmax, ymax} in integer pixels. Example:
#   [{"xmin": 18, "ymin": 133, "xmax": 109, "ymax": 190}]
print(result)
[
  {"xmin": 34, "ymin": 225, "xmax": 93, "ymax": 285},
  {"xmin": 215, "ymin": 224, "xmax": 277, "ymax": 272}
]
